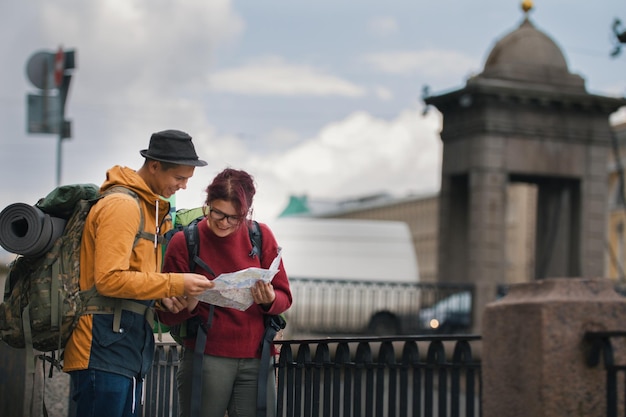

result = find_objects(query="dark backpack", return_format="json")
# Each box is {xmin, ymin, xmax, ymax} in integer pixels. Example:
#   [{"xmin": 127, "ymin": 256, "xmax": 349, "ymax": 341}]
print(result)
[
  {"xmin": 161, "ymin": 212, "xmax": 286, "ymax": 417},
  {"xmin": 0, "ymin": 184, "xmax": 156, "ymax": 357}
]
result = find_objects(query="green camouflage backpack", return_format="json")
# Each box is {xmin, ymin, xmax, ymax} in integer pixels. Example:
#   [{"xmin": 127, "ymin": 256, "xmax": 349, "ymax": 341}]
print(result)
[{"xmin": 0, "ymin": 184, "xmax": 155, "ymax": 357}]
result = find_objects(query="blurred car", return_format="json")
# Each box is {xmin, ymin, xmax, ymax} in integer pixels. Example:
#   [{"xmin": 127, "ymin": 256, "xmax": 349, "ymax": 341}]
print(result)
[{"xmin": 418, "ymin": 291, "xmax": 472, "ymax": 333}]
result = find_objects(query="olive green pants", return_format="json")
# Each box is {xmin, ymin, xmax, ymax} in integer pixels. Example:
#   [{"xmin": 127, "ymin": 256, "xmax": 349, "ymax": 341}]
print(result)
[{"xmin": 177, "ymin": 352, "xmax": 276, "ymax": 417}]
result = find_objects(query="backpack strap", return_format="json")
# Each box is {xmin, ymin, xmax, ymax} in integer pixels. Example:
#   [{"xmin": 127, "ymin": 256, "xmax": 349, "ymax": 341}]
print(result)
[
  {"xmin": 189, "ymin": 304, "xmax": 213, "ymax": 417},
  {"xmin": 105, "ymin": 186, "xmax": 164, "ymax": 245},
  {"xmin": 82, "ymin": 186, "xmax": 161, "ymax": 334},
  {"xmin": 248, "ymin": 220, "xmax": 262, "ymax": 258},
  {"xmin": 248, "ymin": 220, "xmax": 284, "ymax": 417},
  {"xmin": 183, "ymin": 219, "xmax": 215, "ymax": 417},
  {"xmin": 82, "ymin": 287, "xmax": 155, "ymax": 333},
  {"xmin": 185, "ymin": 219, "xmax": 214, "ymax": 276},
  {"xmin": 257, "ymin": 313, "xmax": 286, "ymax": 417}
]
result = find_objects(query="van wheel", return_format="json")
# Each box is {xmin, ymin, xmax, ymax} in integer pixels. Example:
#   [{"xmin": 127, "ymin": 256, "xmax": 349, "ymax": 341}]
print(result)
[{"xmin": 368, "ymin": 312, "xmax": 401, "ymax": 336}]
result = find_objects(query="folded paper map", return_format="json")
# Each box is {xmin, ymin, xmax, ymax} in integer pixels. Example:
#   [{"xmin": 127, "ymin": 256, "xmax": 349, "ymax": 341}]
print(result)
[{"xmin": 196, "ymin": 249, "xmax": 282, "ymax": 311}]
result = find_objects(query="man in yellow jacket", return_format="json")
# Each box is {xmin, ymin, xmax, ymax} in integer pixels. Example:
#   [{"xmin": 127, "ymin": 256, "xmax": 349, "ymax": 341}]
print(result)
[{"xmin": 63, "ymin": 130, "xmax": 215, "ymax": 417}]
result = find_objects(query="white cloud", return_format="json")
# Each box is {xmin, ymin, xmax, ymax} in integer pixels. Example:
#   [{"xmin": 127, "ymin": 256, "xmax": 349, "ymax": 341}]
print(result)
[
  {"xmin": 363, "ymin": 49, "xmax": 480, "ymax": 78},
  {"xmin": 373, "ymin": 86, "xmax": 394, "ymax": 101},
  {"xmin": 209, "ymin": 57, "xmax": 366, "ymax": 97},
  {"xmin": 44, "ymin": 1, "xmax": 245, "ymax": 105},
  {"xmin": 368, "ymin": 16, "xmax": 399, "ymax": 37},
  {"xmin": 235, "ymin": 107, "xmax": 443, "ymax": 219},
  {"xmin": 172, "ymin": 106, "xmax": 443, "ymax": 221},
  {"xmin": 262, "ymin": 128, "xmax": 303, "ymax": 150},
  {"xmin": 611, "ymin": 107, "xmax": 626, "ymax": 126}
]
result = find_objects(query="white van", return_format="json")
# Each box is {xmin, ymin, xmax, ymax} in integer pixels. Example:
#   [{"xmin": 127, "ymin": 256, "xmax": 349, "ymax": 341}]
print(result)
[
  {"xmin": 267, "ymin": 218, "xmax": 421, "ymax": 336},
  {"xmin": 268, "ymin": 217, "xmax": 419, "ymax": 282}
]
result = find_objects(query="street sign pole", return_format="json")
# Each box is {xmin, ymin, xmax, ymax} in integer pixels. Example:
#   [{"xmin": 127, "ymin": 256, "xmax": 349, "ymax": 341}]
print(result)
[
  {"xmin": 56, "ymin": 130, "xmax": 62, "ymax": 186},
  {"xmin": 54, "ymin": 47, "xmax": 64, "ymax": 186}
]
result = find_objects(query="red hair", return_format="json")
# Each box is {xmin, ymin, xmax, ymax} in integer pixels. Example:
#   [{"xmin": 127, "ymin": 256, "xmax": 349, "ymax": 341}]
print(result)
[{"xmin": 204, "ymin": 168, "xmax": 256, "ymax": 219}]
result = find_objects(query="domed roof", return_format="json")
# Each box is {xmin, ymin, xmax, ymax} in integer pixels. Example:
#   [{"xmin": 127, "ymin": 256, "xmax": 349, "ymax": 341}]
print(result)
[
  {"xmin": 485, "ymin": 19, "xmax": 567, "ymax": 71},
  {"xmin": 476, "ymin": 17, "xmax": 585, "ymax": 90}
]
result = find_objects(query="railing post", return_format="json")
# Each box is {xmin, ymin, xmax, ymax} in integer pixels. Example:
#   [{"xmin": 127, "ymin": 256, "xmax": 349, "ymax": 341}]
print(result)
[
  {"xmin": 584, "ymin": 332, "xmax": 626, "ymax": 417},
  {"xmin": 400, "ymin": 342, "xmax": 420, "ymax": 416},
  {"xmin": 376, "ymin": 342, "xmax": 397, "ymax": 417},
  {"xmin": 354, "ymin": 342, "xmax": 374, "ymax": 417}
]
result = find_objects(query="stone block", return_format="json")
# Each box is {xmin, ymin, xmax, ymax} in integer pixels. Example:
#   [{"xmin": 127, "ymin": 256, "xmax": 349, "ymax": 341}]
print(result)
[{"xmin": 482, "ymin": 277, "xmax": 626, "ymax": 417}]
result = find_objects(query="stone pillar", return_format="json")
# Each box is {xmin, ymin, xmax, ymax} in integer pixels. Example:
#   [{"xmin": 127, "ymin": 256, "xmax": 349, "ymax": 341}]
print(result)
[
  {"xmin": 467, "ymin": 167, "xmax": 507, "ymax": 333},
  {"xmin": 581, "ymin": 142, "xmax": 610, "ymax": 277},
  {"xmin": 482, "ymin": 278, "xmax": 626, "ymax": 417},
  {"xmin": 437, "ymin": 174, "xmax": 468, "ymax": 284}
]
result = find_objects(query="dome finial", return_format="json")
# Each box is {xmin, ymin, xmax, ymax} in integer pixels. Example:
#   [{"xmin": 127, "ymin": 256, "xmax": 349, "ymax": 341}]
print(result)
[{"xmin": 521, "ymin": 0, "xmax": 534, "ymax": 15}]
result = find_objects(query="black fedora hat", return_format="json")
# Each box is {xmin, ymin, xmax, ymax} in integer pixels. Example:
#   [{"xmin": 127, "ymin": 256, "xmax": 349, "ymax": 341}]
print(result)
[{"xmin": 140, "ymin": 130, "xmax": 207, "ymax": 167}]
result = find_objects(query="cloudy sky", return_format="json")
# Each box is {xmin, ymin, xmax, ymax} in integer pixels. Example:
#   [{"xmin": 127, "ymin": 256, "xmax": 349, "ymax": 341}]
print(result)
[{"xmin": 1, "ymin": 0, "xmax": 625, "ymax": 225}]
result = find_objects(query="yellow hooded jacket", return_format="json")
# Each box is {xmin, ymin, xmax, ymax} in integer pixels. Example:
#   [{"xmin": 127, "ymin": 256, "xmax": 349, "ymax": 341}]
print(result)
[{"xmin": 63, "ymin": 165, "xmax": 185, "ymax": 378}]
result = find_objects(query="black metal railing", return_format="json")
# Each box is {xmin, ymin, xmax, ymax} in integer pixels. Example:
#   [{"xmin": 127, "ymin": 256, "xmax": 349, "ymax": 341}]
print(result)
[
  {"xmin": 585, "ymin": 331, "xmax": 626, "ymax": 417},
  {"xmin": 143, "ymin": 335, "xmax": 481, "ymax": 417},
  {"xmin": 274, "ymin": 335, "xmax": 481, "ymax": 417},
  {"xmin": 140, "ymin": 343, "xmax": 181, "ymax": 417}
]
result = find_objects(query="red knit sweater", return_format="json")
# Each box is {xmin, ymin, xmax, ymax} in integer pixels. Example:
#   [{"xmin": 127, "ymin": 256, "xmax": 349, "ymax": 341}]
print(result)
[{"xmin": 157, "ymin": 218, "xmax": 292, "ymax": 358}]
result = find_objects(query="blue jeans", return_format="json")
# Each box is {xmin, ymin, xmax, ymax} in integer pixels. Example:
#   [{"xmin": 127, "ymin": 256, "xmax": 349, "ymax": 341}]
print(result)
[{"xmin": 70, "ymin": 369, "xmax": 142, "ymax": 417}]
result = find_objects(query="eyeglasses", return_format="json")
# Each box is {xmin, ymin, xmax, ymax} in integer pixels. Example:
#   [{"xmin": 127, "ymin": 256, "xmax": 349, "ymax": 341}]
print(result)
[{"xmin": 207, "ymin": 206, "xmax": 243, "ymax": 225}]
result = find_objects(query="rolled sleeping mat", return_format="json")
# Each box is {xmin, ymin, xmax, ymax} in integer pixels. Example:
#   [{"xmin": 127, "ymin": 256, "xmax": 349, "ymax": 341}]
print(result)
[{"xmin": 0, "ymin": 203, "xmax": 67, "ymax": 257}]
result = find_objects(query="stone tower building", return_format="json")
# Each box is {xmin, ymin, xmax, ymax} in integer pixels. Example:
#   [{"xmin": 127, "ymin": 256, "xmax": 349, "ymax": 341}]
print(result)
[{"xmin": 424, "ymin": 10, "xmax": 626, "ymax": 331}]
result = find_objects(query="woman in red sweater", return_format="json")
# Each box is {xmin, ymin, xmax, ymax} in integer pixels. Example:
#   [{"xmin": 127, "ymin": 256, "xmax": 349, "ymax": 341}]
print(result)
[{"xmin": 158, "ymin": 168, "xmax": 292, "ymax": 417}]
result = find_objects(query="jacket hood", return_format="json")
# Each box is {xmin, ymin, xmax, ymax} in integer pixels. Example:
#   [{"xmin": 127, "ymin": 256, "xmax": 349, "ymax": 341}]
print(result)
[{"xmin": 100, "ymin": 165, "xmax": 169, "ymax": 213}]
